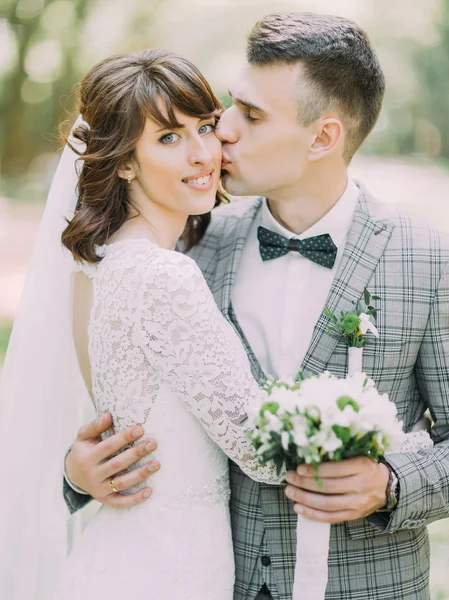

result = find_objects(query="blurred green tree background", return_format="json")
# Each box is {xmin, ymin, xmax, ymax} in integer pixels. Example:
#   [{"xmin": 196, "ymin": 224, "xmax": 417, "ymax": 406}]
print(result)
[
  {"xmin": 1, "ymin": 0, "xmax": 449, "ymax": 204},
  {"xmin": 0, "ymin": 0, "xmax": 164, "ymax": 200}
]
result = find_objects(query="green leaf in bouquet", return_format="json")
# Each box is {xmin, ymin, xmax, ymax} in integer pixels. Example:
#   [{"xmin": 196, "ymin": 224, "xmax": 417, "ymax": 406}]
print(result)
[
  {"xmin": 293, "ymin": 370, "xmax": 305, "ymax": 387},
  {"xmin": 260, "ymin": 401, "xmax": 280, "ymax": 416},
  {"xmin": 262, "ymin": 445, "xmax": 283, "ymax": 462},
  {"xmin": 339, "ymin": 431, "xmax": 387, "ymax": 461},
  {"xmin": 305, "ymin": 410, "xmax": 321, "ymax": 428},
  {"xmin": 353, "ymin": 431, "xmax": 374, "ymax": 446},
  {"xmin": 331, "ymin": 449, "xmax": 343, "ymax": 462},
  {"xmin": 339, "ymin": 447, "xmax": 368, "ymax": 459},
  {"xmin": 336, "ymin": 396, "xmax": 360, "ymax": 413},
  {"xmin": 274, "ymin": 456, "xmax": 286, "ymax": 477},
  {"xmin": 285, "ymin": 452, "xmax": 301, "ymax": 473},
  {"xmin": 332, "ymin": 425, "xmax": 351, "ymax": 444}
]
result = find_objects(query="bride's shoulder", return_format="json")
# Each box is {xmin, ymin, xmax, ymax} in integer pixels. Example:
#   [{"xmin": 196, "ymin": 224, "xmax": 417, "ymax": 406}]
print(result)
[{"xmin": 101, "ymin": 239, "xmax": 203, "ymax": 284}]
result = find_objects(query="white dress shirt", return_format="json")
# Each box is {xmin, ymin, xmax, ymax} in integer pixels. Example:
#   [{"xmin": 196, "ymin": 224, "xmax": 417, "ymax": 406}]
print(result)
[{"xmin": 232, "ymin": 179, "xmax": 359, "ymax": 379}]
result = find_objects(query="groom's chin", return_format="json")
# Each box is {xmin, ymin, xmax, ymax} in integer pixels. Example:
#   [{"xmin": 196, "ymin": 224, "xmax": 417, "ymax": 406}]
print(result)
[{"xmin": 221, "ymin": 171, "xmax": 250, "ymax": 198}]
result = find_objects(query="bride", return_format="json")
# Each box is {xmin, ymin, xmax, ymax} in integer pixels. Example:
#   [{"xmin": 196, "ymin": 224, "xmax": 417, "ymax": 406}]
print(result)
[{"xmin": 0, "ymin": 48, "xmax": 283, "ymax": 600}]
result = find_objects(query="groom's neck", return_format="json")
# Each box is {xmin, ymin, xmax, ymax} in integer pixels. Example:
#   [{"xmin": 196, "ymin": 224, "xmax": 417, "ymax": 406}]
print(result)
[{"xmin": 266, "ymin": 167, "xmax": 348, "ymax": 235}]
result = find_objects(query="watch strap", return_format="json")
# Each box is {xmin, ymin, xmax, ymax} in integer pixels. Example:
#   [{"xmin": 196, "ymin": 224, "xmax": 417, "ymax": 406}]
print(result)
[{"xmin": 377, "ymin": 457, "xmax": 399, "ymax": 512}]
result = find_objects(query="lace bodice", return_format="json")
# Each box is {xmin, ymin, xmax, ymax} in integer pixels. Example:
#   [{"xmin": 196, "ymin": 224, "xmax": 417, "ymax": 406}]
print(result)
[{"xmin": 76, "ymin": 238, "xmax": 281, "ymax": 485}]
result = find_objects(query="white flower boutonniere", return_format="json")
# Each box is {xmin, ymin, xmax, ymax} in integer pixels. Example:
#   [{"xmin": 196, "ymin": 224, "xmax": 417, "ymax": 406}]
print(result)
[
  {"xmin": 324, "ymin": 288, "xmax": 380, "ymax": 376},
  {"xmin": 359, "ymin": 312, "xmax": 379, "ymax": 337}
]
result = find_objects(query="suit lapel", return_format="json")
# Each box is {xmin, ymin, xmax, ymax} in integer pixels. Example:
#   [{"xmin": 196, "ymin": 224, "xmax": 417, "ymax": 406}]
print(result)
[
  {"xmin": 213, "ymin": 197, "xmax": 265, "ymax": 381},
  {"xmin": 301, "ymin": 187, "xmax": 395, "ymax": 375},
  {"xmin": 214, "ymin": 197, "xmax": 263, "ymax": 317}
]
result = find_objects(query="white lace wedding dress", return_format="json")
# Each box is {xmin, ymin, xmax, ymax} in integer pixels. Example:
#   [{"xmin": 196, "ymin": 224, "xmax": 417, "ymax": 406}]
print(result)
[{"xmin": 54, "ymin": 239, "xmax": 281, "ymax": 600}]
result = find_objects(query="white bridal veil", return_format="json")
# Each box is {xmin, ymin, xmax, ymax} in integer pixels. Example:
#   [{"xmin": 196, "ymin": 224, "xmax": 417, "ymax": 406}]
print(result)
[{"xmin": 0, "ymin": 117, "xmax": 93, "ymax": 599}]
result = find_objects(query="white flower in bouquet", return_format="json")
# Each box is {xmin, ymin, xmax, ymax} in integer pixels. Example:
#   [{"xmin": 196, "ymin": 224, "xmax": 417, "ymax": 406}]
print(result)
[
  {"xmin": 291, "ymin": 414, "xmax": 309, "ymax": 447},
  {"xmin": 310, "ymin": 428, "xmax": 343, "ymax": 454},
  {"xmin": 248, "ymin": 370, "xmax": 405, "ymax": 481}
]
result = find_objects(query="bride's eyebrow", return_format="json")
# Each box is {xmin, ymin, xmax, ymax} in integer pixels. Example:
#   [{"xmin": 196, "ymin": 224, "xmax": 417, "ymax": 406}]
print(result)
[{"xmin": 155, "ymin": 124, "xmax": 185, "ymax": 133}]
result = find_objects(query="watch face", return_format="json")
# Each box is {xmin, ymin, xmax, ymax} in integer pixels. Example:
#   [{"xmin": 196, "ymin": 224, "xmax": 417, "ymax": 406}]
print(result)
[
  {"xmin": 388, "ymin": 490, "xmax": 398, "ymax": 509},
  {"xmin": 388, "ymin": 473, "xmax": 399, "ymax": 509}
]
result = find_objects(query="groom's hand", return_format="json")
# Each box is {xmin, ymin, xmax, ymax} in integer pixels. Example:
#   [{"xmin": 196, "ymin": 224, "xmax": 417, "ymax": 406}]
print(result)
[
  {"xmin": 65, "ymin": 413, "xmax": 159, "ymax": 508},
  {"xmin": 284, "ymin": 456, "xmax": 390, "ymax": 523}
]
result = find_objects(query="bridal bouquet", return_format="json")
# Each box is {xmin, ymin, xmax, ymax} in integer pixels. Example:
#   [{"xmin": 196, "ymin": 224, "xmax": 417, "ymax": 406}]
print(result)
[
  {"xmin": 248, "ymin": 371, "xmax": 406, "ymax": 600},
  {"xmin": 249, "ymin": 371, "xmax": 405, "ymax": 478}
]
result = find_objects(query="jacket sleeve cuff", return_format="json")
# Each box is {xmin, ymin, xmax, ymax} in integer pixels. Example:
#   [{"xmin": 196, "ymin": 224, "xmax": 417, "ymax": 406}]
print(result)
[
  {"xmin": 62, "ymin": 446, "xmax": 92, "ymax": 514},
  {"xmin": 368, "ymin": 452, "xmax": 439, "ymax": 533},
  {"xmin": 63, "ymin": 476, "xmax": 93, "ymax": 514}
]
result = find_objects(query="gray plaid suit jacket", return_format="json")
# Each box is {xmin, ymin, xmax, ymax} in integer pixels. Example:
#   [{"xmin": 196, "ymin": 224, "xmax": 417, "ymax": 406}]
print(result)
[{"xmin": 64, "ymin": 183, "xmax": 449, "ymax": 600}]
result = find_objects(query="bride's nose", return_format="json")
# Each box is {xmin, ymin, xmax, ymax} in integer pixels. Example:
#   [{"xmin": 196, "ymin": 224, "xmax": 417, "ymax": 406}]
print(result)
[{"xmin": 188, "ymin": 136, "xmax": 213, "ymax": 166}]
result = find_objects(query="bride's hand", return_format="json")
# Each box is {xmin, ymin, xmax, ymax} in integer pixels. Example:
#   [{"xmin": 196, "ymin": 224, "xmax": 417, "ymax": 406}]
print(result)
[{"xmin": 65, "ymin": 413, "xmax": 159, "ymax": 507}]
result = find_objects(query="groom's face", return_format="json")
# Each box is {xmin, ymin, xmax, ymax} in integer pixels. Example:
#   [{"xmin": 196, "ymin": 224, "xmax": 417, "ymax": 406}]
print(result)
[{"xmin": 217, "ymin": 62, "xmax": 315, "ymax": 198}]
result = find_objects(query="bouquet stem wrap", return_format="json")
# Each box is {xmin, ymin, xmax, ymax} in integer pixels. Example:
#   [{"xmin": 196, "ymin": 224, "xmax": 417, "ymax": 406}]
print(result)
[{"xmin": 293, "ymin": 516, "xmax": 330, "ymax": 600}]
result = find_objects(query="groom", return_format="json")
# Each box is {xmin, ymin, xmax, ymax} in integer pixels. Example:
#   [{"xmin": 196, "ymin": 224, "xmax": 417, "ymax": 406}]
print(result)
[{"xmin": 64, "ymin": 12, "xmax": 449, "ymax": 600}]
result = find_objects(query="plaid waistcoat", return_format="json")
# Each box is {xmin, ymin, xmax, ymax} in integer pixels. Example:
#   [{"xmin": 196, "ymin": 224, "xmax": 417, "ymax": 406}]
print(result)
[{"xmin": 188, "ymin": 183, "xmax": 449, "ymax": 600}]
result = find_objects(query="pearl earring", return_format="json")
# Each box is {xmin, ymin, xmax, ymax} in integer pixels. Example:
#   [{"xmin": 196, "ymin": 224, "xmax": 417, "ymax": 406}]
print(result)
[{"xmin": 127, "ymin": 175, "xmax": 132, "ymax": 184}]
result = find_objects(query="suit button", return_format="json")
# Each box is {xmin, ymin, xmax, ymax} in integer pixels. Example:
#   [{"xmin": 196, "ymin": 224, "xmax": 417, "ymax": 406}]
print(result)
[{"xmin": 261, "ymin": 555, "xmax": 271, "ymax": 567}]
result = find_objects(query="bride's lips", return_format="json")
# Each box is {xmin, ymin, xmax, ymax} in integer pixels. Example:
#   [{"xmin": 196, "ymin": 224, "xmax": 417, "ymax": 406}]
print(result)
[{"xmin": 182, "ymin": 169, "xmax": 214, "ymax": 192}]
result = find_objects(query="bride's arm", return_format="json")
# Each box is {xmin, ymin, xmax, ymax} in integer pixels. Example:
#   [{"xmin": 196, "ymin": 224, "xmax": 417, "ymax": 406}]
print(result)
[{"xmin": 139, "ymin": 250, "xmax": 284, "ymax": 485}]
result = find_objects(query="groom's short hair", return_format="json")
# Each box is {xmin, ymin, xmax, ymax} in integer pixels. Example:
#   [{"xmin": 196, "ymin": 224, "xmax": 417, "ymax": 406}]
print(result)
[{"xmin": 247, "ymin": 12, "xmax": 385, "ymax": 161}]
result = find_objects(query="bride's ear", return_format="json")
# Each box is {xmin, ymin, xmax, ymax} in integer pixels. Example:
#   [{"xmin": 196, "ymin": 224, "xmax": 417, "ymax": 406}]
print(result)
[{"xmin": 117, "ymin": 163, "xmax": 136, "ymax": 182}]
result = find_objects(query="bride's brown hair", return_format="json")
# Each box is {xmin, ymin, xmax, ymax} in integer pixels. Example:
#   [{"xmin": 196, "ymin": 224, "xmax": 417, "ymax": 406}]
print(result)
[{"xmin": 61, "ymin": 49, "xmax": 225, "ymax": 263}]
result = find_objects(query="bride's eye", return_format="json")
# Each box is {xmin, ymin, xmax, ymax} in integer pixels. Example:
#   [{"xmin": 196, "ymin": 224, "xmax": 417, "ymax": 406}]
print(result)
[
  {"xmin": 160, "ymin": 132, "xmax": 180, "ymax": 144},
  {"xmin": 198, "ymin": 123, "xmax": 216, "ymax": 134}
]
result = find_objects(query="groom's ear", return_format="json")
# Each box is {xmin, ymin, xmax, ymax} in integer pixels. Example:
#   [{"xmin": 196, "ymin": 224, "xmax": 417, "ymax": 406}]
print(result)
[{"xmin": 307, "ymin": 117, "xmax": 343, "ymax": 162}]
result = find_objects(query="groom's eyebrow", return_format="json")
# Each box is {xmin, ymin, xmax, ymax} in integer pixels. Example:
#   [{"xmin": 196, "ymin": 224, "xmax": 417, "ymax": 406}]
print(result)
[{"xmin": 228, "ymin": 91, "xmax": 268, "ymax": 116}]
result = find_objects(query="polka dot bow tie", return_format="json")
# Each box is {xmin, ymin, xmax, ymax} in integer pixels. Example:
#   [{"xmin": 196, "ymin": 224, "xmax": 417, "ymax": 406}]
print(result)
[{"xmin": 257, "ymin": 226, "xmax": 338, "ymax": 269}]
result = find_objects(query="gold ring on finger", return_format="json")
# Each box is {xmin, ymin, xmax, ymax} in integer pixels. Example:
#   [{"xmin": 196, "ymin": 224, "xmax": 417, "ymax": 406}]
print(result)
[{"xmin": 110, "ymin": 479, "xmax": 119, "ymax": 493}]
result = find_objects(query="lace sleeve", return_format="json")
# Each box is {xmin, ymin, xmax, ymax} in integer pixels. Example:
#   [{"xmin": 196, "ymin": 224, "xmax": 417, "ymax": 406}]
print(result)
[{"xmin": 138, "ymin": 250, "xmax": 283, "ymax": 484}]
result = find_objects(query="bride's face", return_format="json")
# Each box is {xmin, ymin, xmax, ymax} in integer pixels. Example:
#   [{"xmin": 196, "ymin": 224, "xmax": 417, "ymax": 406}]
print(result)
[{"xmin": 129, "ymin": 111, "xmax": 222, "ymax": 218}]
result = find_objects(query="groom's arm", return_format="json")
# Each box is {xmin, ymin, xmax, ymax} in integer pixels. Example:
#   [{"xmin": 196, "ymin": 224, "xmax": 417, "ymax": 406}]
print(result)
[
  {"xmin": 284, "ymin": 262, "xmax": 449, "ymax": 530},
  {"xmin": 372, "ymin": 261, "xmax": 449, "ymax": 533},
  {"xmin": 63, "ymin": 413, "xmax": 159, "ymax": 513}
]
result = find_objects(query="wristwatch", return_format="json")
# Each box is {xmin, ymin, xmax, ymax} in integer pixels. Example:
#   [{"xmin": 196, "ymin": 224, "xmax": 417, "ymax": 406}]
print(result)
[{"xmin": 377, "ymin": 458, "xmax": 399, "ymax": 512}]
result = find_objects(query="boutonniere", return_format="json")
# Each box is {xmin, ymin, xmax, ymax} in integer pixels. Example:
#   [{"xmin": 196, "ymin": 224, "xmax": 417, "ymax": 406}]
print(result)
[{"xmin": 324, "ymin": 289, "xmax": 380, "ymax": 376}]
